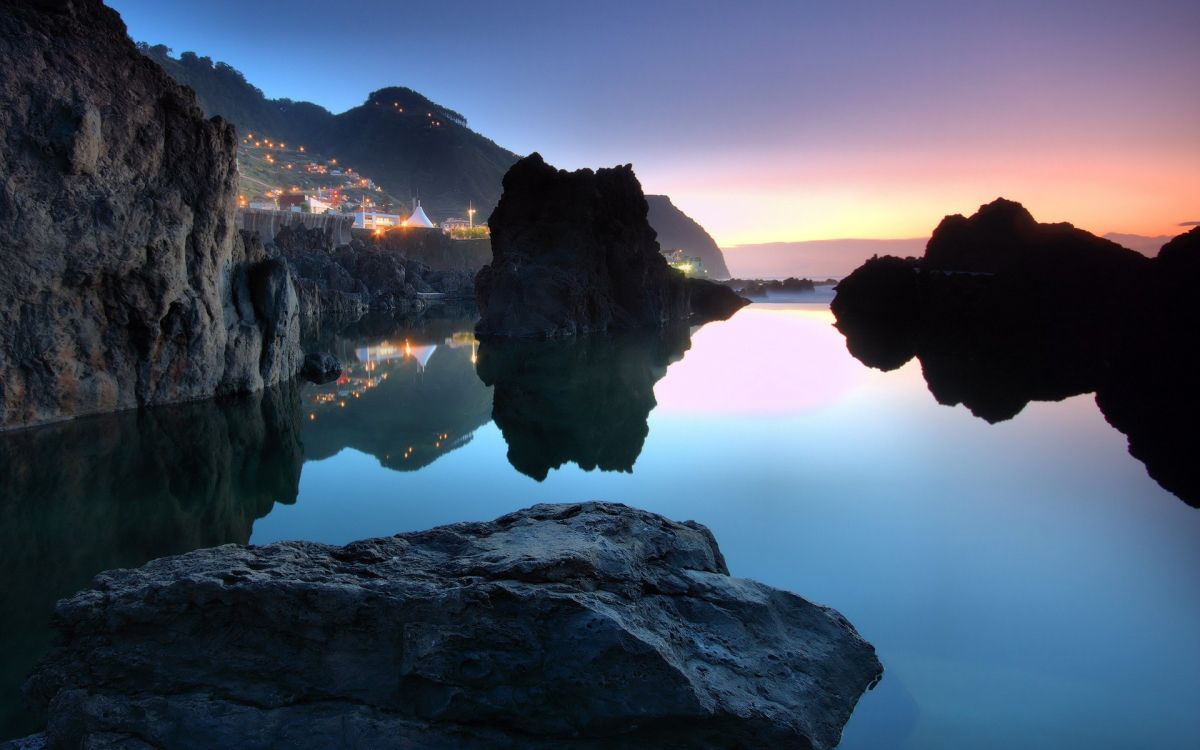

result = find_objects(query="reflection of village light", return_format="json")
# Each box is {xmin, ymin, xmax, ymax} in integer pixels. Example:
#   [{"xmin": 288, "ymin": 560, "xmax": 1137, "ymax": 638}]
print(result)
[{"xmin": 309, "ymin": 413, "xmax": 315, "ymax": 421}]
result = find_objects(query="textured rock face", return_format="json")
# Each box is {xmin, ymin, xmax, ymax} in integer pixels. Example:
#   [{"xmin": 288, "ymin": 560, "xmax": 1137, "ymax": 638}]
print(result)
[
  {"xmin": 476, "ymin": 153, "xmax": 693, "ymax": 338},
  {"xmin": 0, "ymin": 0, "xmax": 300, "ymax": 430},
  {"xmin": 832, "ymin": 201, "xmax": 1200, "ymax": 506},
  {"xmin": 27, "ymin": 503, "xmax": 881, "ymax": 749}
]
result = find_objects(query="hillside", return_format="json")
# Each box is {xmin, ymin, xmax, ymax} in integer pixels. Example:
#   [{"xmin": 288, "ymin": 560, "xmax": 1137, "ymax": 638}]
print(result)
[
  {"xmin": 138, "ymin": 45, "xmax": 519, "ymax": 220},
  {"xmin": 645, "ymin": 195, "xmax": 731, "ymax": 279},
  {"xmin": 137, "ymin": 45, "xmax": 729, "ymax": 267}
]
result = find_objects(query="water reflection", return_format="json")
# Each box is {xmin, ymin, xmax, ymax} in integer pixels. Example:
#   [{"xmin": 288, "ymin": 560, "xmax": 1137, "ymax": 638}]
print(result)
[
  {"xmin": 835, "ymin": 304, "xmax": 1200, "ymax": 506},
  {"xmin": 476, "ymin": 326, "xmax": 692, "ymax": 480},
  {"xmin": 301, "ymin": 315, "xmax": 492, "ymax": 471},
  {"xmin": 0, "ymin": 384, "xmax": 303, "ymax": 737}
]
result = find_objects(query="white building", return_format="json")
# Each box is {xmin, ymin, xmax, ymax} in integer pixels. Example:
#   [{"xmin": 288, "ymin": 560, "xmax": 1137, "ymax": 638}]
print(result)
[{"xmin": 405, "ymin": 200, "xmax": 435, "ymax": 228}]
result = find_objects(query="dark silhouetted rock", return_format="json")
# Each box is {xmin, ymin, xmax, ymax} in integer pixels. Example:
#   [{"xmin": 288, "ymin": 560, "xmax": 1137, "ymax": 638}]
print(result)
[
  {"xmin": 645, "ymin": 194, "xmax": 732, "ymax": 279},
  {"xmin": 476, "ymin": 328, "xmax": 691, "ymax": 480},
  {"xmin": 724, "ymin": 276, "xmax": 819, "ymax": 299},
  {"xmin": 0, "ymin": 0, "xmax": 300, "ymax": 430},
  {"xmin": 475, "ymin": 154, "xmax": 697, "ymax": 338},
  {"xmin": 686, "ymin": 278, "xmax": 751, "ymax": 321},
  {"xmin": 832, "ymin": 200, "xmax": 1200, "ymax": 505},
  {"xmin": 25, "ymin": 502, "xmax": 881, "ymax": 750},
  {"xmin": 299, "ymin": 352, "xmax": 341, "ymax": 384}
]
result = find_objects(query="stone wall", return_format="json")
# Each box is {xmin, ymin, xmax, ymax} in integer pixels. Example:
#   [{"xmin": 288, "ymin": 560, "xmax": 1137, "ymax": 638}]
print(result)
[{"xmin": 237, "ymin": 208, "xmax": 355, "ymax": 248}]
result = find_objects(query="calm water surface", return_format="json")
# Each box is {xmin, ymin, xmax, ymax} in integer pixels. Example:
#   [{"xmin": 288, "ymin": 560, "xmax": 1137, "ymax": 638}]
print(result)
[{"xmin": 3, "ymin": 300, "xmax": 1198, "ymax": 747}]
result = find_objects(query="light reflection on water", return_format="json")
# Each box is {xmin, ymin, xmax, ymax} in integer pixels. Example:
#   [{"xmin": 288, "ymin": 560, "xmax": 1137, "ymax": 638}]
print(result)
[
  {"xmin": 1, "ymin": 301, "xmax": 1197, "ymax": 747},
  {"xmin": 258, "ymin": 302, "xmax": 1200, "ymax": 749}
]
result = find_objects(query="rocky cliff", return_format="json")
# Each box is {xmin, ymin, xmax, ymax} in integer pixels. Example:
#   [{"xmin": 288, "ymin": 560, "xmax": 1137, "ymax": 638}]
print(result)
[
  {"xmin": 832, "ymin": 201, "xmax": 1200, "ymax": 506},
  {"xmin": 645, "ymin": 194, "xmax": 732, "ymax": 279},
  {"xmin": 25, "ymin": 502, "xmax": 881, "ymax": 749},
  {"xmin": 0, "ymin": 0, "xmax": 300, "ymax": 430},
  {"xmin": 475, "ymin": 154, "xmax": 745, "ymax": 338}
]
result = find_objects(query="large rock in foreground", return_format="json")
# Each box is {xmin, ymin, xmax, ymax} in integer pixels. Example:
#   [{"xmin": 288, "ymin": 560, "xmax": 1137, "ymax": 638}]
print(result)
[
  {"xmin": 26, "ymin": 502, "xmax": 881, "ymax": 749},
  {"xmin": 475, "ymin": 154, "xmax": 746, "ymax": 338},
  {"xmin": 0, "ymin": 0, "xmax": 299, "ymax": 430}
]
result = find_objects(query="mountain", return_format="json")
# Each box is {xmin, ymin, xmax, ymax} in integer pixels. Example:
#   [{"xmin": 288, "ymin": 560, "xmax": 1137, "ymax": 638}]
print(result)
[
  {"xmin": 138, "ymin": 45, "xmax": 519, "ymax": 220},
  {"xmin": 137, "ymin": 46, "xmax": 727, "ymax": 256},
  {"xmin": 645, "ymin": 195, "xmax": 731, "ymax": 279},
  {"xmin": 724, "ymin": 238, "xmax": 928, "ymax": 279}
]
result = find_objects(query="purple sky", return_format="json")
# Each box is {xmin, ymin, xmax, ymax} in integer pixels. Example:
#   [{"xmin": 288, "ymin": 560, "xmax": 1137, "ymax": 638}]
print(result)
[{"xmin": 109, "ymin": 0, "xmax": 1200, "ymax": 244}]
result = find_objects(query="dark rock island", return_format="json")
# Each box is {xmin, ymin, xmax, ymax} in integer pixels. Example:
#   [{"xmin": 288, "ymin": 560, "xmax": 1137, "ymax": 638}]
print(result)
[
  {"xmin": 0, "ymin": 0, "xmax": 300, "ymax": 430},
  {"xmin": 832, "ymin": 198, "xmax": 1200, "ymax": 505},
  {"xmin": 25, "ymin": 502, "xmax": 881, "ymax": 749},
  {"xmin": 475, "ymin": 154, "xmax": 747, "ymax": 338}
]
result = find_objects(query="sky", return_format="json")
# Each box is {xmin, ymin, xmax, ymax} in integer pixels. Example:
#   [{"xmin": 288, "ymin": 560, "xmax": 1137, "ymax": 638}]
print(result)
[{"xmin": 109, "ymin": 0, "xmax": 1199, "ymax": 246}]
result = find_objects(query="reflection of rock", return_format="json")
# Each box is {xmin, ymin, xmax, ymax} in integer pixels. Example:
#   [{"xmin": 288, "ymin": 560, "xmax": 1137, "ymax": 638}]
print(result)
[
  {"xmin": 477, "ymin": 154, "xmax": 744, "ymax": 338},
  {"xmin": 0, "ymin": 0, "xmax": 300, "ymax": 430},
  {"xmin": 832, "ymin": 201, "xmax": 1200, "ymax": 505},
  {"xmin": 301, "ymin": 317, "xmax": 492, "ymax": 471},
  {"xmin": 27, "ymin": 503, "xmax": 881, "ymax": 750},
  {"xmin": 476, "ymin": 327, "xmax": 691, "ymax": 480},
  {"xmin": 0, "ymin": 383, "xmax": 303, "ymax": 739}
]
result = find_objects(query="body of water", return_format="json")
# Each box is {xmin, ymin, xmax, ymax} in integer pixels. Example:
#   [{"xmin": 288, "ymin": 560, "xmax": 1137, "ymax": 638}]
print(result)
[{"xmin": 2, "ymin": 299, "xmax": 1197, "ymax": 747}]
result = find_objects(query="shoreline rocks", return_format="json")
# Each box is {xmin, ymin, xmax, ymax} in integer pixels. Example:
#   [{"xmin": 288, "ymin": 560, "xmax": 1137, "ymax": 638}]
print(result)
[
  {"xmin": 24, "ymin": 502, "xmax": 881, "ymax": 749},
  {"xmin": 0, "ymin": 0, "xmax": 301, "ymax": 431},
  {"xmin": 475, "ymin": 154, "xmax": 747, "ymax": 338},
  {"xmin": 831, "ymin": 199, "xmax": 1200, "ymax": 505}
]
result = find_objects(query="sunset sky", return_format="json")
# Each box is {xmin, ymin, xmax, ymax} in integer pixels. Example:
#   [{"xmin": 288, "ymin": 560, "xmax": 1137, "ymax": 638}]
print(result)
[{"xmin": 110, "ymin": 0, "xmax": 1199, "ymax": 246}]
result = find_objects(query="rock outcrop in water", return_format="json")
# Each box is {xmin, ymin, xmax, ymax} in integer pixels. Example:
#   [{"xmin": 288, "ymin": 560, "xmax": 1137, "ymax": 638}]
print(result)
[
  {"xmin": 475, "ymin": 154, "xmax": 746, "ymax": 338},
  {"xmin": 0, "ymin": 0, "xmax": 300, "ymax": 430},
  {"xmin": 277, "ymin": 228, "xmax": 478, "ymax": 336},
  {"xmin": 24, "ymin": 502, "xmax": 880, "ymax": 750},
  {"xmin": 476, "ymin": 328, "xmax": 691, "ymax": 480},
  {"xmin": 832, "ymin": 200, "xmax": 1200, "ymax": 506}
]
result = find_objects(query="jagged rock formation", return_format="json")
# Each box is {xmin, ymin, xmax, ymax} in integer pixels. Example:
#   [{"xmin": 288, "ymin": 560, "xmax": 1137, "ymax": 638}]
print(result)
[
  {"xmin": 476, "ymin": 154, "xmax": 746, "ymax": 338},
  {"xmin": 0, "ymin": 0, "xmax": 300, "ymax": 430},
  {"xmin": 723, "ymin": 276, "xmax": 822, "ymax": 299},
  {"xmin": 476, "ymin": 327, "xmax": 691, "ymax": 480},
  {"xmin": 0, "ymin": 382, "xmax": 303, "ymax": 738},
  {"xmin": 277, "ymin": 230, "xmax": 476, "ymax": 336},
  {"xmin": 832, "ymin": 200, "xmax": 1200, "ymax": 506},
  {"xmin": 645, "ymin": 194, "xmax": 732, "ymax": 279},
  {"xmin": 25, "ymin": 502, "xmax": 881, "ymax": 749}
]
